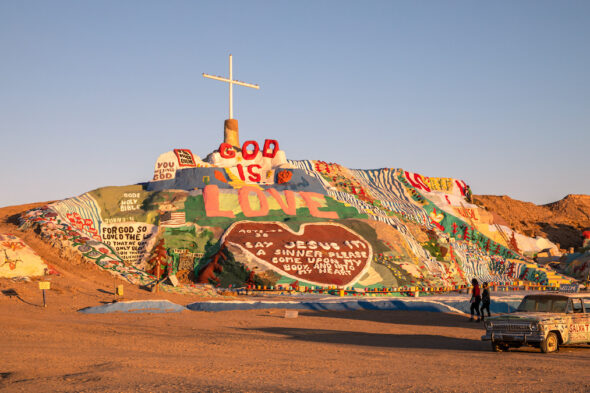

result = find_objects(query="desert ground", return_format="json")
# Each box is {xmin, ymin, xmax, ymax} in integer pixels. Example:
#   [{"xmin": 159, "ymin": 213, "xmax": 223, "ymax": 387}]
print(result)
[
  {"xmin": 2, "ymin": 291, "xmax": 590, "ymax": 393},
  {"xmin": 1, "ymin": 204, "xmax": 590, "ymax": 393}
]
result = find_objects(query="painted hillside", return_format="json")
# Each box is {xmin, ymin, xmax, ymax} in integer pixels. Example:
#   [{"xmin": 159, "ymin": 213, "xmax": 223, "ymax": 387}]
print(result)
[{"xmin": 17, "ymin": 139, "xmax": 573, "ymax": 290}]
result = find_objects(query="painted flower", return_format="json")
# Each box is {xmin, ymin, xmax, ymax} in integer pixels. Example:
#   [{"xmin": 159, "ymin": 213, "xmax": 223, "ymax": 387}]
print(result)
[
  {"xmin": 86, "ymin": 250, "xmax": 102, "ymax": 259},
  {"xmin": 78, "ymin": 244, "xmax": 91, "ymax": 253},
  {"xmin": 276, "ymin": 170, "xmax": 293, "ymax": 184}
]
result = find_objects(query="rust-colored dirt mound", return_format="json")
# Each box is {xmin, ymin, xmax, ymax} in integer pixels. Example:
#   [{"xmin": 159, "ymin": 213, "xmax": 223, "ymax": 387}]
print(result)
[
  {"xmin": 544, "ymin": 194, "xmax": 590, "ymax": 225},
  {"xmin": 473, "ymin": 194, "xmax": 590, "ymax": 250}
]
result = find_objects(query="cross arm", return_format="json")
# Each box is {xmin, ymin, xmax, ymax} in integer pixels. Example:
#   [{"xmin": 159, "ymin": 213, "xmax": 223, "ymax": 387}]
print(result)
[{"xmin": 202, "ymin": 73, "xmax": 260, "ymax": 89}]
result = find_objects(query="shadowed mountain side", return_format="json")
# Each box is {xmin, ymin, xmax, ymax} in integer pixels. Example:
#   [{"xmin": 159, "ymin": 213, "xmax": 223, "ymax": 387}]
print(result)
[
  {"xmin": 538, "ymin": 223, "xmax": 585, "ymax": 251},
  {"xmin": 245, "ymin": 327, "xmax": 487, "ymax": 352},
  {"xmin": 297, "ymin": 310, "xmax": 485, "ymax": 330}
]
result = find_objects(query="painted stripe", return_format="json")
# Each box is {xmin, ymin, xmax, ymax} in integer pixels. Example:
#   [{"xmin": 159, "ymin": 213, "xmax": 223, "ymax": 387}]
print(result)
[{"xmin": 51, "ymin": 193, "xmax": 103, "ymax": 237}]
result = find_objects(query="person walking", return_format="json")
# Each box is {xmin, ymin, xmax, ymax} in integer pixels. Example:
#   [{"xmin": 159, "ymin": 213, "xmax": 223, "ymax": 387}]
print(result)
[
  {"xmin": 480, "ymin": 282, "xmax": 491, "ymax": 320},
  {"xmin": 469, "ymin": 278, "xmax": 481, "ymax": 322}
]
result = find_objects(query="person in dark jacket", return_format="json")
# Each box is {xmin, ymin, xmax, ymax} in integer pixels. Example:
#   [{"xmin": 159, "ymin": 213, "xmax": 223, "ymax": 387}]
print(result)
[
  {"xmin": 480, "ymin": 282, "xmax": 491, "ymax": 320},
  {"xmin": 469, "ymin": 278, "xmax": 481, "ymax": 322}
]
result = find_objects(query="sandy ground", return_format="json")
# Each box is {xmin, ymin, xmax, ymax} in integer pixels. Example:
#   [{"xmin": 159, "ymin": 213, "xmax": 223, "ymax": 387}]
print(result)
[
  {"xmin": 2, "ymin": 294, "xmax": 590, "ymax": 393},
  {"xmin": 1, "ymin": 204, "xmax": 590, "ymax": 392}
]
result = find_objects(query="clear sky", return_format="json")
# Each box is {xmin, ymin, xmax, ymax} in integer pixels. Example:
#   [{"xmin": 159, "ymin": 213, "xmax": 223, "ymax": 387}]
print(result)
[{"xmin": 1, "ymin": 0, "xmax": 589, "ymax": 207}]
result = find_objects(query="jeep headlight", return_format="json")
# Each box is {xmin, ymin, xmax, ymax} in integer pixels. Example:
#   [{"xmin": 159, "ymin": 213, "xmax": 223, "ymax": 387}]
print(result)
[
  {"xmin": 484, "ymin": 321, "xmax": 493, "ymax": 329},
  {"xmin": 530, "ymin": 323, "xmax": 540, "ymax": 331}
]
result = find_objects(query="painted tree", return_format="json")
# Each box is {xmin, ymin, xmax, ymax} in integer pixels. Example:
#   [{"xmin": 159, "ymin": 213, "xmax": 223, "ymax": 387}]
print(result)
[
  {"xmin": 148, "ymin": 239, "xmax": 169, "ymax": 279},
  {"xmin": 509, "ymin": 232, "xmax": 520, "ymax": 254}
]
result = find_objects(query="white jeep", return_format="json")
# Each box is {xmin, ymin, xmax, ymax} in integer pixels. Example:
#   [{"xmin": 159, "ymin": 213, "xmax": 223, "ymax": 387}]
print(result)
[{"xmin": 481, "ymin": 293, "xmax": 590, "ymax": 353}]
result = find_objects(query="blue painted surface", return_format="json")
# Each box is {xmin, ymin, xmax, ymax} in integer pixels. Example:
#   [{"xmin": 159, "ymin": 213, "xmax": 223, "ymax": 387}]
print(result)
[
  {"xmin": 187, "ymin": 299, "xmax": 459, "ymax": 313},
  {"xmin": 146, "ymin": 168, "xmax": 327, "ymax": 194},
  {"xmin": 439, "ymin": 300, "xmax": 520, "ymax": 314},
  {"xmin": 77, "ymin": 295, "xmax": 523, "ymax": 315},
  {"xmin": 186, "ymin": 295, "xmax": 524, "ymax": 313},
  {"xmin": 79, "ymin": 300, "xmax": 187, "ymax": 314},
  {"xmin": 187, "ymin": 300, "xmax": 451, "ymax": 312}
]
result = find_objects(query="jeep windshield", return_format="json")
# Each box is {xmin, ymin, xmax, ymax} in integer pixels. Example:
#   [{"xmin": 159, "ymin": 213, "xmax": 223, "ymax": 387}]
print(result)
[{"xmin": 516, "ymin": 295, "xmax": 569, "ymax": 313}]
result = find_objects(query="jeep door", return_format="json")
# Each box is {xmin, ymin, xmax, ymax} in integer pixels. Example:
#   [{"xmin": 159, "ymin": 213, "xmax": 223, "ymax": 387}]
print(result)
[{"xmin": 567, "ymin": 298, "xmax": 588, "ymax": 344}]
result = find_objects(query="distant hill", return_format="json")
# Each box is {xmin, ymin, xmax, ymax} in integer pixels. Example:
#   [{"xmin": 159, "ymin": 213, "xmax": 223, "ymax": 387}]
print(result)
[{"xmin": 473, "ymin": 194, "xmax": 590, "ymax": 250}]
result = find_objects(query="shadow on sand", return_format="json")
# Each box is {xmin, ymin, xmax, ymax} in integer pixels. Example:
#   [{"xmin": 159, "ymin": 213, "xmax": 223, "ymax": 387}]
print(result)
[
  {"xmin": 297, "ymin": 309, "xmax": 487, "ymax": 330},
  {"xmin": 1, "ymin": 288, "xmax": 42, "ymax": 307},
  {"xmin": 244, "ymin": 326, "xmax": 487, "ymax": 352}
]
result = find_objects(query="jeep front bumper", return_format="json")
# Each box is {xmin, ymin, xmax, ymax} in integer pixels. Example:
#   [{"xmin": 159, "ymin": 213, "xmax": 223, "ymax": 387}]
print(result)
[{"xmin": 481, "ymin": 331, "xmax": 544, "ymax": 343}]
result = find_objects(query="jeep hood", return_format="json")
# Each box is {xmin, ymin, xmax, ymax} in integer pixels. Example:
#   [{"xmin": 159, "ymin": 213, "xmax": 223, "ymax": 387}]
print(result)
[{"xmin": 487, "ymin": 312, "xmax": 559, "ymax": 323}]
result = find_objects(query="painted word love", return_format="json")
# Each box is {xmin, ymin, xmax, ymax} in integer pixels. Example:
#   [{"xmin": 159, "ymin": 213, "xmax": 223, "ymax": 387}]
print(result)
[
  {"xmin": 218, "ymin": 139, "xmax": 279, "ymax": 182},
  {"xmin": 223, "ymin": 222, "xmax": 373, "ymax": 286},
  {"xmin": 203, "ymin": 185, "xmax": 339, "ymax": 219}
]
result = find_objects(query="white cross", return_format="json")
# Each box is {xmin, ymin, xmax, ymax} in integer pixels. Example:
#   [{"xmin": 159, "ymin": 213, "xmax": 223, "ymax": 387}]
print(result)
[{"xmin": 203, "ymin": 54, "xmax": 260, "ymax": 119}]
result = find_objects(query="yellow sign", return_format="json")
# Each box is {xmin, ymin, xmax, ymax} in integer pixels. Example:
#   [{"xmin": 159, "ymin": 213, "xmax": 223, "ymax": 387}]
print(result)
[
  {"xmin": 115, "ymin": 285, "xmax": 124, "ymax": 296},
  {"xmin": 38, "ymin": 281, "xmax": 50, "ymax": 290}
]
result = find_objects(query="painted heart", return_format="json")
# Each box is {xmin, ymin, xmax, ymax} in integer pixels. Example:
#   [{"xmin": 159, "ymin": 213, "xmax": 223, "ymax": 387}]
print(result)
[
  {"xmin": 222, "ymin": 221, "xmax": 373, "ymax": 287},
  {"xmin": 430, "ymin": 209, "xmax": 444, "ymax": 223}
]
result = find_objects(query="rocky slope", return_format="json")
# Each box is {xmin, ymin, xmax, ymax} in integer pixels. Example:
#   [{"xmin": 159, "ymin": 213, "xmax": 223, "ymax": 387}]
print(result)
[{"xmin": 473, "ymin": 194, "xmax": 590, "ymax": 250}]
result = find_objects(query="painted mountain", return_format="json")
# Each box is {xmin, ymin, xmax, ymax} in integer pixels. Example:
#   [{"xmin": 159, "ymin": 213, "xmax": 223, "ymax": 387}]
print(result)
[{"xmin": 18, "ymin": 139, "xmax": 572, "ymax": 290}]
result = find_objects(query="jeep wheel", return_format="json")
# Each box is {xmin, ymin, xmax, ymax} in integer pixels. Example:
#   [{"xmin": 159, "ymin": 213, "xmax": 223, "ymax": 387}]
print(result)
[
  {"xmin": 491, "ymin": 341, "xmax": 508, "ymax": 352},
  {"xmin": 540, "ymin": 332, "xmax": 559, "ymax": 353}
]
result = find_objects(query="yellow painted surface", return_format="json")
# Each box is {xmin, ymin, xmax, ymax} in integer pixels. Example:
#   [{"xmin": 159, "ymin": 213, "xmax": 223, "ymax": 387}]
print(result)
[
  {"xmin": 38, "ymin": 281, "xmax": 50, "ymax": 290},
  {"xmin": 0, "ymin": 233, "xmax": 47, "ymax": 278}
]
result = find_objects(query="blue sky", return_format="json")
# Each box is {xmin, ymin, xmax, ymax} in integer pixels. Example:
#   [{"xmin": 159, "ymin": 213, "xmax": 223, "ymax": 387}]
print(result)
[{"xmin": 1, "ymin": 0, "xmax": 588, "ymax": 207}]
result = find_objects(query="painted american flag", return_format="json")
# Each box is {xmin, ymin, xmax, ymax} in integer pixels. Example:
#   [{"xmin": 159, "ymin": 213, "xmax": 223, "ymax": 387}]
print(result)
[{"xmin": 160, "ymin": 211, "xmax": 186, "ymax": 227}]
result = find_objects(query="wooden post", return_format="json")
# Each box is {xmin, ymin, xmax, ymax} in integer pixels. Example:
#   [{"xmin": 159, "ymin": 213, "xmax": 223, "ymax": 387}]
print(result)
[
  {"xmin": 155, "ymin": 263, "xmax": 160, "ymax": 293},
  {"xmin": 38, "ymin": 281, "xmax": 50, "ymax": 307}
]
